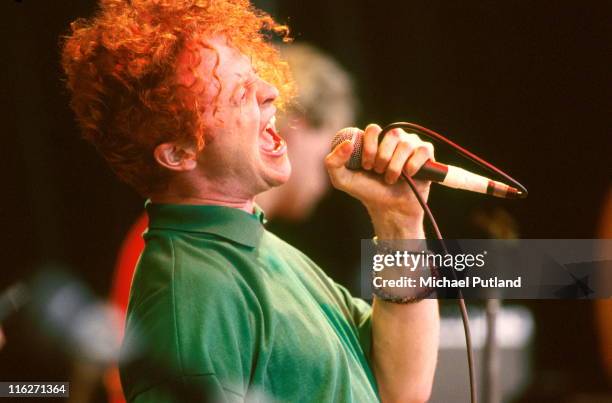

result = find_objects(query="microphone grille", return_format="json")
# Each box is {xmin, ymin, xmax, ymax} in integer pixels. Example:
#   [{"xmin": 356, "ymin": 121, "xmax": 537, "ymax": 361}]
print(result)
[{"xmin": 331, "ymin": 127, "xmax": 363, "ymax": 170}]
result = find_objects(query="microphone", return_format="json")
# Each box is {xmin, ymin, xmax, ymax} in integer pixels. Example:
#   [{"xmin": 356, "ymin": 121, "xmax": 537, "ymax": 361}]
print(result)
[{"xmin": 331, "ymin": 127, "xmax": 521, "ymax": 199}]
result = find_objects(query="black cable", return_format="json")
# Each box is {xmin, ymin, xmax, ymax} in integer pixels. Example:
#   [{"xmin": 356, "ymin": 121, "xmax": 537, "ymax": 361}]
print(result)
[
  {"xmin": 382, "ymin": 122, "xmax": 528, "ymax": 198},
  {"xmin": 381, "ymin": 122, "xmax": 528, "ymax": 403},
  {"xmin": 402, "ymin": 172, "xmax": 478, "ymax": 403}
]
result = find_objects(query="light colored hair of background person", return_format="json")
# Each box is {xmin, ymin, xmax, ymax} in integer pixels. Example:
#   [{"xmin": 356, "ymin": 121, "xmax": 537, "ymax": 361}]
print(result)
[{"xmin": 280, "ymin": 43, "xmax": 357, "ymax": 130}]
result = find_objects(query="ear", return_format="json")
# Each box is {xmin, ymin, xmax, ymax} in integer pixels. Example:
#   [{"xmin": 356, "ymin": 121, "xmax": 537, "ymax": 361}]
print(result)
[{"xmin": 153, "ymin": 142, "xmax": 198, "ymax": 172}]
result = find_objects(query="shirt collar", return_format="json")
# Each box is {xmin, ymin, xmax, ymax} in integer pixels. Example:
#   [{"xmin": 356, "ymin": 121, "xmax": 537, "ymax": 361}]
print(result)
[{"xmin": 145, "ymin": 200, "xmax": 266, "ymax": 248}]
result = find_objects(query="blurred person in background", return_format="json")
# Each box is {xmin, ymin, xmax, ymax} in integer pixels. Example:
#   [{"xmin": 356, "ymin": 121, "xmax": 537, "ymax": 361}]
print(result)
[
  {"xmin": 256, "ymin": 43, "xmax": 357, "ymax": 220},
  {"xmin": 61, "ymin": 1, "xmax": 439, "ymax": 402}
]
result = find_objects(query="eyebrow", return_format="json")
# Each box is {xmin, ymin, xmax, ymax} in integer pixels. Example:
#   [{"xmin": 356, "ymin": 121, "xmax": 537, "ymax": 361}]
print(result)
[{"xmin": 234, "ymin": 68, "xmax": 255, "ymax": 79}]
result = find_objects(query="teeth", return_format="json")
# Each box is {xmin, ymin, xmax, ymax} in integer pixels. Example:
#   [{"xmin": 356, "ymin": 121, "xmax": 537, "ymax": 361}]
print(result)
[{"xmin": 265, "ymin": 116, "xmax": 276, "ymax": 132}]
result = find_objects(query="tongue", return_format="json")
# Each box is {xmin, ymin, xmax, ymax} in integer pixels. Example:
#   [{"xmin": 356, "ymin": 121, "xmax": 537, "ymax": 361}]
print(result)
[{"xmin": 260, "ymin": 128, "xmax": 278, "ymax": 152}]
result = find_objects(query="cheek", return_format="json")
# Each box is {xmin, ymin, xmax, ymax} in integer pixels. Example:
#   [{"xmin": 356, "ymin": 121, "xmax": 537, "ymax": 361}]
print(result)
[
  {"xmin": 234, "ymin": 112, "xmax": 250, "ymax": 131},
  {"xmin": 201, "ymin": 105, "xmax": 237, "ymax": 139}
]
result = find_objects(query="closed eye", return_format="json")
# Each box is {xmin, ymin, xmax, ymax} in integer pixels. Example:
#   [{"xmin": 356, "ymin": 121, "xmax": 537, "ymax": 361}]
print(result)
[{"xmin": 241, "ymin": 78, "xmax": 257, "ymax": 99}]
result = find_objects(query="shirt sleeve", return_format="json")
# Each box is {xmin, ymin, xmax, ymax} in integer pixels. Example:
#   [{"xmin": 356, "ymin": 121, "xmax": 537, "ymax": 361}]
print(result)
[
  {"xmin": 121, "ymin": 235, "xmax": 259, "ymax": 402},
  {"xmin": 332, "ymin": 281, "xmax": 373, "ymax": 361},
  {"xmin": 295, "ymin": 247, "xmax": 374, "ymax": 363}
]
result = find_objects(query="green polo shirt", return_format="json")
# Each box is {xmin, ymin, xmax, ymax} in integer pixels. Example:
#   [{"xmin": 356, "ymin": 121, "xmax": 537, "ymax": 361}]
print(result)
[{"xmin": 120, "ymin": 203, "xmax": 379, "ymax": 402}]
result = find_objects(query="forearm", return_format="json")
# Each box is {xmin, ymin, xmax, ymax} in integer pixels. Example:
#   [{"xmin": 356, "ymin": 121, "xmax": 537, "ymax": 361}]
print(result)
[
  {"xmin": 369, "ymin": 211, "xmax": 440, "ymax": 403},
  {"xmin": 372, "ymin": 297, "xmax": 439, "ymax": 403},
  {"xmin": 325, "ymin": 123, "xmax": 441, "ymax": 401}
]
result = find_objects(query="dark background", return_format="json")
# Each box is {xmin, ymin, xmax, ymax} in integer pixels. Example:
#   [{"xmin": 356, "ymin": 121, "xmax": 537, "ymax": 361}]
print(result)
[{"xmin": 1, "ymin": 0, "xmax": 610, "ymax": 401}]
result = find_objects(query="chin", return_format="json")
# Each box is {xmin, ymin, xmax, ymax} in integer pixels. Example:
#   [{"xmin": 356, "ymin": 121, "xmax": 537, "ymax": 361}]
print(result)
[{"xmin": 263, "ymin": 158, "xmax": 292, "ymax": 188}]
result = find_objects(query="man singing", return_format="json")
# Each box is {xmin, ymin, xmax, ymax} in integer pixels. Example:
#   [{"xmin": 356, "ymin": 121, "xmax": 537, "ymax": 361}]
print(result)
[{"xmin": 61, "ymin": 1, "xmax": 439, "ymax": 402}]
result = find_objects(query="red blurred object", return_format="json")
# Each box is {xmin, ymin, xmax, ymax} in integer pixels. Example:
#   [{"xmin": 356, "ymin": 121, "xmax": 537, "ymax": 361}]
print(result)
[{"xmin": 105, "ymin": 213, "xmax": 148, "ymax": 403}]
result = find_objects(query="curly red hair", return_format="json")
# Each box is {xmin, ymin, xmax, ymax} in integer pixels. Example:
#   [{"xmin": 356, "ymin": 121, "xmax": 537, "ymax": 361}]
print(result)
[{"xmin": 61, "ymin": 0, "xmax": 293, "ymax": 195}]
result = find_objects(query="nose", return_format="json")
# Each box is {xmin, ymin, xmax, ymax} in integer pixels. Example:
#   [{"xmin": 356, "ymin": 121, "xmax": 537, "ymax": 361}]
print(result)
[{"xmin": 257, "ymin": 79, "xmax": 279, "ymax": 106}]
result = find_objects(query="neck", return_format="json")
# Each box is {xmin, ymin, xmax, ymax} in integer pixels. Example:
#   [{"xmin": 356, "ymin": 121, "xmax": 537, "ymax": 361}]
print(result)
[
  {"xmin": 255, "ymin": 186, "xmax": 284, "ymax": 220},
  {"xmin": 151, "ymin": 183, "xmax": 255, "ymax": 214},
  {"xmin": 152, "ymin": 194, "xmax": 255, "ymax": 213},
  {"xmin": 149, "ymin": 170, "xmax": 263, "ymax": 214}
]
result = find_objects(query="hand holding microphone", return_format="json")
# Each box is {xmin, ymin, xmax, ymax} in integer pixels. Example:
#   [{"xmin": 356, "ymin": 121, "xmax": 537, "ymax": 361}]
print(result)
[
  {"xmin": 328, "ymin": 123, "xmax": 525, "ymax": 403},
  {"xmin": 330, "ymin": 126, "xmax": 521, "ymax": 198},
  {"xmin": 325, "ymin": 124, "xmax": 435, "ymax": 238}
]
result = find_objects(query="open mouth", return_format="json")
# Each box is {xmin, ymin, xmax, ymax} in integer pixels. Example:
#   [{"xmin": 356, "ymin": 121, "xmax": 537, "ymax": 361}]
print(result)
[{"xmin": 259, "ymin": 116, "xmax": 286, "ymax": 156}]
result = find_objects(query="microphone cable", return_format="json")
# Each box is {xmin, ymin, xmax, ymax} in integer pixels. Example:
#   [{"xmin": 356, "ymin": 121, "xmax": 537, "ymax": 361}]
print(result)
[{"xmin": 379, "ymin": 122, "xmax": 528, "ymax": 403}]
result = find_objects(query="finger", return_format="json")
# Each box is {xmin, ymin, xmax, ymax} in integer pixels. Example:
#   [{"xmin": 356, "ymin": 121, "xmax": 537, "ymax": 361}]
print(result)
[
  {"xmin": 373, "ymin": 128, "xmax": 403, "ymax": 174},
  {"xmin": 384, "ymin": 139, "xmax": 414, "ymax": 184},
  {"xmin": 361, "ymin": 123, "xmax": 382, "ymax": 170},
  {"xmin": 403, "ymin": 142, "xmax": 435, "ymax": 177}
]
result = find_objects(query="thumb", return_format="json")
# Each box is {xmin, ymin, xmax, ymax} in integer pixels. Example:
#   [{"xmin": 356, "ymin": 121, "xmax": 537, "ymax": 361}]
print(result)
[{"xmin": 325, "ymin": 140, "xmax": 353, "ymax": 171}]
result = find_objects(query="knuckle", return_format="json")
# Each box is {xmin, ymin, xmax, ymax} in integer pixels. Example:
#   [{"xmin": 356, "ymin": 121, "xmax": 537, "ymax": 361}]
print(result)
[
  {"xmin": 374, "ymin": 159, "xmax": 388, "ymax": 173},
  {"xmin": 387, "ymin": 164, "xmax": 401, "ymax": 178},
  {"xmin": 398, "ymin": 131, "xmax": 412, "ymax": 142},
  {"xmin": 378, "ymin": 149, "xmax": 392, "ymax": 163},
  {"xmin": 405, "ymin": 160, "xmax": 419, "ymax": 174},
  {"xmin": 362, "ymin": 146, "xmax": 375, "ymax": 159},
  {"xmin": 386, "ymin": 129, "xmax": 400, "ymax": 139},
  {"xmin": 405, "ymin": 136, "xmax": 420, "ymax": 147},
  {"xmin": 362, "ymin": 154, "xmax": 375, "ymax": 169},
  {"xmin": 385, "ymin": 173, "xmax": 397, "ymax": 184},
  {"xmin": 417, "ymin": 143, "xmax": 434, "ymax": 158},
  {"xmin": 398, "ymin": 139, "xmax": 412, "ymax": 151},
  {"xmin": 416, "ymin": 144, "xmax": 428, "ymax": 153}
]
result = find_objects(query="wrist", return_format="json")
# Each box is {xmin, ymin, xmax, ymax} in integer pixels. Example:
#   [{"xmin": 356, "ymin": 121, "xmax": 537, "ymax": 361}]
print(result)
[{"xmin": 368, "ymin": 208, "xmax": 425, "ymax": 240}]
